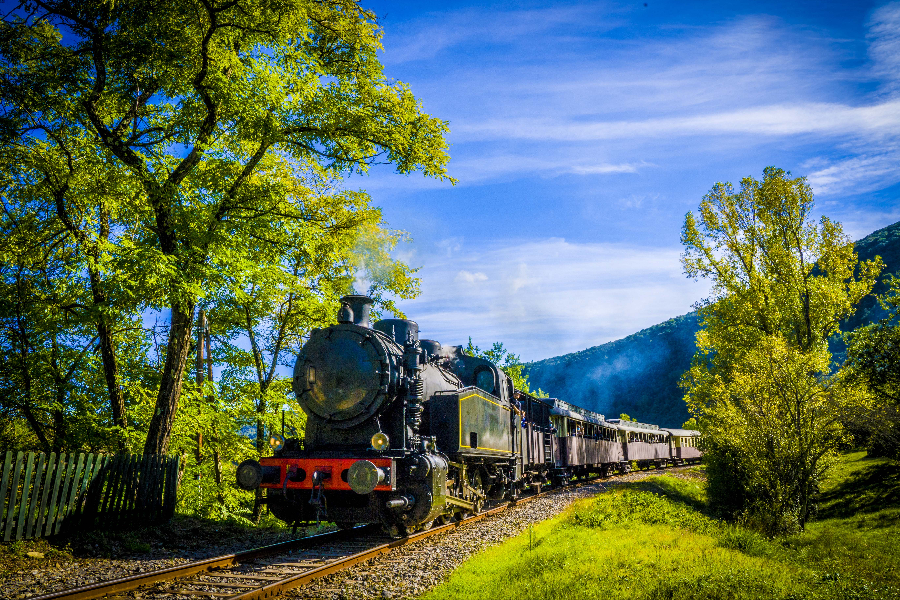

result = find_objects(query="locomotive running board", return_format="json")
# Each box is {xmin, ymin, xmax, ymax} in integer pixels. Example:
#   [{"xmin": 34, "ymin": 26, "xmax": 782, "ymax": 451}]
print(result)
[{"xmin": 444, "ymin": 495, "xmax": 476, "ymax": 511}]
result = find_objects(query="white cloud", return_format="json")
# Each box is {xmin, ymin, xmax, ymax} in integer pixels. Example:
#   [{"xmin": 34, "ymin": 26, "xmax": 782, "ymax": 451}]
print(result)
[
  {"xmin": 398, "ymin": 238, "xmax": 709, "ymax": 361},
  {"xmin": 868, "ymin": 2, "xmax": 900, "ymax": 93},
  {"xmin": 569, "ymin": 163, "xmax": 640, "ymax": 175},
  {"xmin": 805, "ymin": 145, "xmax": 900, "ymax": 196},
  {"xmin": 380, "ymin": 5, "xmax": 607, "ymax": 64},
  {"xmin": 617, "ymin": 193, "xmax": 659, "ymax": 209},
  {"xmin": 444, "ymin": 154, "xmax": 645, "ymax": 183},
  {"xmin": 455, "ymin": 100, "xmax": 900, "ymax": 142},
  {"xmin": 455, "ymin": 270, "xmax": 488, "ymax": 283}
]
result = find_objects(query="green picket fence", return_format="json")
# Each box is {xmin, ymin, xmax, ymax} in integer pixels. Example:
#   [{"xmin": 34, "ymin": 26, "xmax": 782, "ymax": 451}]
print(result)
[{"xmin": 0, "ymin": 451, "xmax": 181, "ymax": 542}]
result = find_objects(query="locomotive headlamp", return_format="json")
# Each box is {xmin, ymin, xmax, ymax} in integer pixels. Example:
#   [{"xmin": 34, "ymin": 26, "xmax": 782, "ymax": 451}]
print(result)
[
  {"xmin": 236, "ymin": 460, "xmax": 263, "ymax": 491},
  {"xmin": 348, "ymin": 460, "xmax": 385, "ymax": 494},
  {"xmin": 268, "ymin": 433, "xmax": 285, "ymax": 452},
  {"xmin": 371, "ymin": 432, "xmax": 390, "ymax": 451}
]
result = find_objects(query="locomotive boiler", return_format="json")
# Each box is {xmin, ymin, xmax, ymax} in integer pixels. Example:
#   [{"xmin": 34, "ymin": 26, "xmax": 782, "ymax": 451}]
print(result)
[{"xmin": 236, "ymin": 295, "xmax": 523, "ymax": 535}]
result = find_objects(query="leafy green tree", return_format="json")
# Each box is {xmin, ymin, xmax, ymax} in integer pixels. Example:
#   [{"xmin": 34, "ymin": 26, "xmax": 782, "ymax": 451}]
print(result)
[
  {"xmin": 681, "ymin": 417, "xmax": 699, "ymax": 430},
  {"xmin": 619, "ymin": 413, "xmax": 637, "ymax": 422},
  {"xmin": 1, "ymin": 0, "xmax": 451, "ymax": 456},
  {"xmin": 843, "ymin": 277, "xmax": 900, "ymax": 458},
  {"xmin": 680, "ymin": 167, "xmax": 881, "ymax": 533}
]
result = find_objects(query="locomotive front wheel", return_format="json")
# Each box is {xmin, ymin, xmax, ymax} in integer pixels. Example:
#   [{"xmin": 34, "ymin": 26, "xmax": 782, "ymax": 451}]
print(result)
[{"xmin": 386, "ymin": 523, "xmax": 409, "ymax": 539}]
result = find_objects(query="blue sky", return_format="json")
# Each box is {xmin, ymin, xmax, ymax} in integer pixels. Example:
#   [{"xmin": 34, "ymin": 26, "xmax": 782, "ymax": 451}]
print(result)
[{"xmin": 349, "ymin": 0, "xmax": 900, "ymax": 362}]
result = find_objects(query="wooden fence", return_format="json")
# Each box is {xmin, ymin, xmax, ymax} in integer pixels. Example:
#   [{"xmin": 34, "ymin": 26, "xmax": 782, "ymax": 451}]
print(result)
[{"xmin": 0, "ymin": 451, "xmax": 180, "ymax": 542}]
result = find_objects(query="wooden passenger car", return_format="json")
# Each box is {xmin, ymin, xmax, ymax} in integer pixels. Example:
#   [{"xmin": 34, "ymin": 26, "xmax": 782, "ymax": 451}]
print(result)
[
  {"xmin": 517, "ymin": 392, "xmax": 556, "ymax": 476},
  {"xmin": 546, "ymin": 399, "xmax": 626, "ymax": 479},
  {"xmin": 661, "ymin": 428, "xmax": 703, "ymax": 465},
  {"xmin": 607, "ymin": 419, "xmax": 672, "ymax": 469}
]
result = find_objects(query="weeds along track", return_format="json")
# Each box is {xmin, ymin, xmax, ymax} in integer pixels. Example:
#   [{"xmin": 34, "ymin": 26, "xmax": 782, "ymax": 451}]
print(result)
[{"xmin": 26, "ymin": 472, "xmax": 660, "ymax": 600}]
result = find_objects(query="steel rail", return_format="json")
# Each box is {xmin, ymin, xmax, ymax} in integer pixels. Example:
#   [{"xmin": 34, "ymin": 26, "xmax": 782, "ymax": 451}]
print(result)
[{"xmin": 26, "ymin": 526, "xmax": 379, "ymax": 600}]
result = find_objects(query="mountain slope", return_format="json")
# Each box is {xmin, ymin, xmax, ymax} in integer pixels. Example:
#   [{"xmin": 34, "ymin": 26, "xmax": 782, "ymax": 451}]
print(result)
[{"xmin": 523, "ymin": 220, "xmax": 900, "ymax": 428}]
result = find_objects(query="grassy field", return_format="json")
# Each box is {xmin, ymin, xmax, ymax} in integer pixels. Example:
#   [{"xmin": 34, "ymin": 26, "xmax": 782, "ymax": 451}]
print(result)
[{"xmin": 423, "ymin": 453, "xmax": 900, "ymax": 600}]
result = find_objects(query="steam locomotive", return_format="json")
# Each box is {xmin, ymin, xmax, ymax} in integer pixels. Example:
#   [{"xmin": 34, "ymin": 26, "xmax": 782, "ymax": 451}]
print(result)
[{"xmin": 235, "ymin": 295, "xmax": 702, "ymax": 536}]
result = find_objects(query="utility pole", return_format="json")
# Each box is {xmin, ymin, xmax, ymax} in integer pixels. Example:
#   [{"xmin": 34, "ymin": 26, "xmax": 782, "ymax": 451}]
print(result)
[
  {"xmin": 195, "ymin": 310, "xmax": 207, "ymax": 465},
  {"xmin": 196, "ymin": 310, "xmax": 224, "ymax": 503}
]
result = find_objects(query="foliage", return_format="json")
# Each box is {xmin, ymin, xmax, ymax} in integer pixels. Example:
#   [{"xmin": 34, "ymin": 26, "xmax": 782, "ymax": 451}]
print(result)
[
  {"xmin": 464, "ymin": 338, "xmax": 546, "ymax": 397},
  {"xmin": 424, "ymin": 480, "xmax": 804, "ymax": 600},
  {"xmin": 618, "ymin": 413, "xmax": 637, "ymax": 422},
  {"xmin": 569, "ymin": 486, "xmax": 718, "ymax": 534},
  {"xmin": 843, "ymin": 276, "xmax": 900, "ymax": 458},
  {"xmin": 680, "ymin": 167, "xmax": 880, "ymax": 533},
  {"xmin": 0, "ymin": 0, "xmax": 450, "ymax": 457}
]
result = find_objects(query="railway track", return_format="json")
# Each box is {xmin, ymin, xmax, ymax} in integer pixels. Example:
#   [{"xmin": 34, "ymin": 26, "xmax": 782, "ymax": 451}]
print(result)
[{"xmin": 27, "ymin": 477, "xmax": 602, "ymax": 600}]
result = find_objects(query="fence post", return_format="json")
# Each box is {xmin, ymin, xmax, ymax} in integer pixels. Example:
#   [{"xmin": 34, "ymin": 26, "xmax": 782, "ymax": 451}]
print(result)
[
  {"xmin": 0, "ymin": 451, "xmax": 12, "ymax": 530},
  {"xmin": 3, "ymin": 451, "xmax": 24, "ymax": 541},
  {"xmin": 57, "ymin": 453, "xmax": 86, "ymax": 535},
  {"xmin": 53, "ymin": 454, "xmax": 77, "ymax": 536},
  {"xmin": 25, "ymin": 453, "xmax": 46, "ymax": 539},
  {"xmin": 165, "ymin": 455, "xmax": 180, "ymax": 519},
  {"xmin": 14, "ymin": 453, "xmax": 36, "ymax": 541},
  {"xmin": 43, "ymin": 453, "xmax": 68, "ymax": 536},
  {"xmin": 35, "ymin": 452, "xmax": 57, "ymax": 537}
]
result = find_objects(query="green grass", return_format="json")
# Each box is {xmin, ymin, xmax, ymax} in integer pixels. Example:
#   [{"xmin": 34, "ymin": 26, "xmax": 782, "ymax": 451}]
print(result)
[{"xmin": 423, "ymin": 454, "xmax": 900, "ymax": 600}]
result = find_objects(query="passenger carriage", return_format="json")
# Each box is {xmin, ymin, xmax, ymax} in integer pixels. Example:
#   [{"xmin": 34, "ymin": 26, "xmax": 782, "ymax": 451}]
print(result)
[
  {"xmin": 548, "ymin": 399, "xmax": 626, "ymax": 480},
  {"xmin": 661, "ymin": 428, "xmax": 703, "ymax": 465}
]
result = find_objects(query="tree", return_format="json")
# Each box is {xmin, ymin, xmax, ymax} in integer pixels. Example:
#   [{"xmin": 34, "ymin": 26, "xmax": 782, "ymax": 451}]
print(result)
[
  {"xmin": 843, "ymin": 276, "xmax": 900, "ymax": 458},
  {"xmin": 1, "ymin": 0, "xmax": 452, "ymax": 455},
  {"xmin": 680, "ymin": 167, "xmax": 881, "ymax": 533},
  {"xmin": 681, "ymin": 417, "xmax": 699, "ymax": 430}
]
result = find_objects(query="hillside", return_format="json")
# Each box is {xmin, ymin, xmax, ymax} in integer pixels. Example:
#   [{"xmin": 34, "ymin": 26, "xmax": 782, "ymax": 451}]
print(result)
[{"xmin": 523, "ymin": 220, "xmax": 900, "ymax": 428}]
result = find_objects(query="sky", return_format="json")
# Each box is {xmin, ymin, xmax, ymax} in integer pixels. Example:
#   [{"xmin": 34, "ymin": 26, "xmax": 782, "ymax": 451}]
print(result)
[{"xmin": 348, "ymin": 0, "xmax": 900, "ymax": 362}]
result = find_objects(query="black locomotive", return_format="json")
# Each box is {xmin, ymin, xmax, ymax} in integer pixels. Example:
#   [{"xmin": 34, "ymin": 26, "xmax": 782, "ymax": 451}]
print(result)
[{"xmin": 236, "ymin": 295, "xmax": 701, "ymax": 535}]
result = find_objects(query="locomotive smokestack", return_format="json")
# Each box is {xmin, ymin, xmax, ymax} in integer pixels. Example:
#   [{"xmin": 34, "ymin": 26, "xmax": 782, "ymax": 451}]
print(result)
[{"xmin": 338, "ymin": 295, "xmax": 374, "ymax": 328}]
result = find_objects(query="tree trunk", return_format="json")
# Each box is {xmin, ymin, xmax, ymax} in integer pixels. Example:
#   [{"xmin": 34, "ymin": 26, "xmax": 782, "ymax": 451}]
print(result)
[
  {"xmin": 90, "ymin": 205, "xmax": 127, "ymax": 433},
  {"xmin": 143, "ymin": 300, "xmax": 196, "ymax": 456},
  {"xmin": 96, "ymin": 317, "xmax": 127, "ymax": 429},
  {"xmin": 252, "ymin": 414, "xmax": 265, "ymax": 521},
  {"xmin": 52, "ymin": 406, "xmax": 66, "ymax": 454}
]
